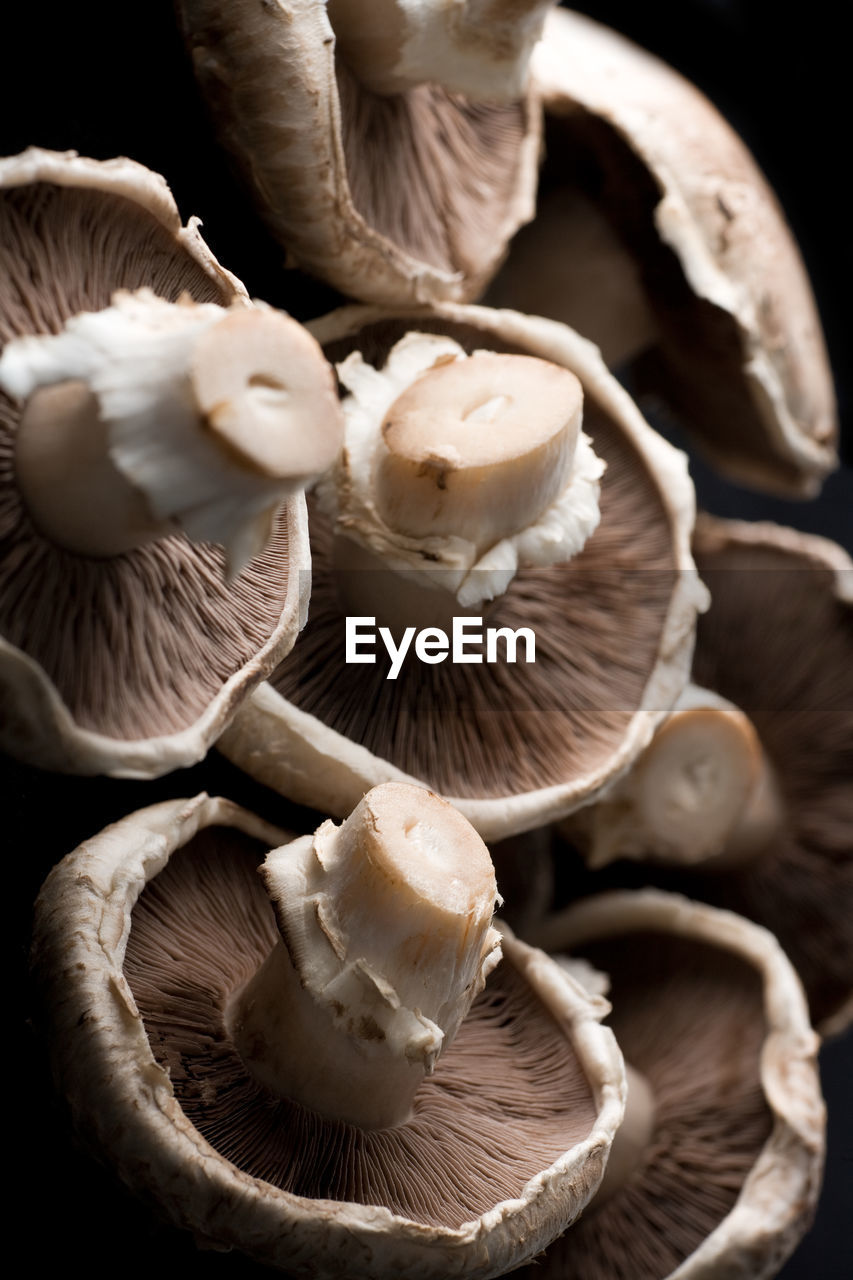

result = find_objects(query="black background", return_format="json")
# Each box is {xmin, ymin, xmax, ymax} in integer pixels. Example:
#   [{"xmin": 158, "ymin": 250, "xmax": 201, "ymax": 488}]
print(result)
[{"xmin": 4, "ymin": 2, "xmax": 851, "ymax": 1277}]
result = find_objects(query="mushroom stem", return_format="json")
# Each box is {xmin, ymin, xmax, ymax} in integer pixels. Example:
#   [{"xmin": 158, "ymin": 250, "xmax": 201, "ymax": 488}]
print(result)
[
  {"xmin": 589, "ymin": 1062, "xmax": 656, "ymax": 1208},
  {"xmin": 1, "ymin": 289, "xmax": 342, "ymax": 574},
  {"xmin": 375, "ymin": 351, "xmax": 581, "ymax": 545},
  {"xmin": 327, "ymin": 0, "xmax": 553, "ymax": 100},
  {"xmin": 571, "ymin": 684, "xmax": 785, "ymax": 869},
  {"xmin": 324, "ymin": 335, "xmax": 603, "ymax": 623},
  {"xmin": 227, "ymin": 783, "xmax": 502, "ymax": 1129}
]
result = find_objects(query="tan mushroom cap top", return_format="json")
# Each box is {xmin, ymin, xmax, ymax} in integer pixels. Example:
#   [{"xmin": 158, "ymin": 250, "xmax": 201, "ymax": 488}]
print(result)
[
  {"xmin": 218, "ymin": 302, "xmax": 707, "ymax": 841},
  {"xmin": 175, "ymin": 0, "xmax": 544, "ymax": 305},
  {"xmin": 31, "ymin": 792, "xmax": 626, "ymax": 1280},
  {"xmin": 492, "ymin": 6, "xmax": 837, "ymax": 496},
  {"xmin": 524, "ymin": 889, "xmax": 825, "ymax": 1280},
  {"xmin": 0, "ymin": 149, "xmax": 311, "ymax": 778}
]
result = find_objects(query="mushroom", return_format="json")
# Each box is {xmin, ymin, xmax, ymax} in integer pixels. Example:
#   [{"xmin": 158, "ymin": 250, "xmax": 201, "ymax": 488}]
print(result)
[
  {"xmin": 31, "ymin": 786, "xmax": 626, "ymax": 1278},
  {"xmin": 486, "ymin": 6, "xmax": 837, "ymax": 495},
  {"xmin": 217, "ymin": 301, "xmax": 708, "ymax": 840},
  {"xmin": 561, "ymin": 515, "xmax": 853, "ymax": 1035},
  {"xmin": 174, "ymin": 0, "xmax": 550, "ymax": 305},
  {"xmin": 521, "ymin": 888, "xmax": 825, "ymax": 1280},
  {"xmin": 0, "ymin": 148, "xmax": 342, "ymax": 777}
]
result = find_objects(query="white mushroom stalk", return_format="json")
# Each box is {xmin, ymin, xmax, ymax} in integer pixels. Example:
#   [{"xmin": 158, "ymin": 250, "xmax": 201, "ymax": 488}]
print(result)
[
  {"xmin": 228, "ymin": 782, "xmax": 503, "ymax": 1129},
  {"xmin": 569, "ymin": 683, "xmax": 785, "ymax": 870},
  {"xmin": 318, "ymin": 331, "xmax": 605, "ymax": 626},
  {"xmin": 0, "ymin": 288, "xmax": 342, "ymax": 575},
  {"xmin": 327, "ymin": 0, "xmax": 554, "ymax": 100}
]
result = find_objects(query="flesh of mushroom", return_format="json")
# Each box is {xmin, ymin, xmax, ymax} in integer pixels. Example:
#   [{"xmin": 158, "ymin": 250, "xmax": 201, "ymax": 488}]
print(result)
[{"xmin": 0, "ymin": 288, "xmax": 343, "ymax": 575}]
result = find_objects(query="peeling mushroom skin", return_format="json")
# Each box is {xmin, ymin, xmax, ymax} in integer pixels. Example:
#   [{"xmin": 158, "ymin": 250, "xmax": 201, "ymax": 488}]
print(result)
[
  {"xmin": 31, "ymin": 791, "xmax": 626, "ymax": 1279},
  {"xmin": 493, "ymin": 7, "xmax": 837, "ymax": 495},
  {"xmin": 175, "ymin": 0, "xmax": 545, "ymax": 305},
  {"xmin": 524, "ymin": 890, "xmax": 825, "ymax": 1280},
  {"xmin": 0, "ymin": 149, "xmax": 321, "ymax": 778},
  {"xmin": 218, "ymin": 302, "xmax": 708, "ymax": 841}
]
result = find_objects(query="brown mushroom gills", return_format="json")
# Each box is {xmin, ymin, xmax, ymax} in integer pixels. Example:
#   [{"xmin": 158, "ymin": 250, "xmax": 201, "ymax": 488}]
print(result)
[
  {"xmin": 124, "ymin": 825, "xmax": 598, "ymax": 1229},
  {"xmin": 270, "ymin": 318, "xmax": 676, "ymax": 800},
  {"xmin": 0, "ymin": 182, "xmax": 293, "ymax": 741},
  {"xmin": 338, "ymin": 62, "xmax": 532, "ymax": 279},
  {"xmin": 519, "ymin": 933, "xmax": 772, "ymax": 1278}
]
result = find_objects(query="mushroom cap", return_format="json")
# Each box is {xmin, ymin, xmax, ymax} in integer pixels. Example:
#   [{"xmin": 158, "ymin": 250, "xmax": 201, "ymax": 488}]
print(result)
[
  {"xmin": 688, "ymin": 515, "xmax": 853, "ymax": 1034},
  {"xmin": 218, "ymin": 302, "xmax": 707, "ymax": 840},
  {"xmin": 514, "ymin": 7, "xmax": 837, "ymax": 496},
  {"xmin": 526, "ymin": 888, "xmax": 825, "ymax": 1280},
  {"xmin": 174, "ymin": 0, "xmax": 542, "ymax": 305},
  {"xmin": 552, "ymin": 516, "xmax": 853, "ymax": 1035},
  {"xmin": 31, "ymin": 792, "xmax": 626, "ymax": 1279},
  {"xmin": 0, "ymin": 149, "xmax": 311, "ymax": 777}
]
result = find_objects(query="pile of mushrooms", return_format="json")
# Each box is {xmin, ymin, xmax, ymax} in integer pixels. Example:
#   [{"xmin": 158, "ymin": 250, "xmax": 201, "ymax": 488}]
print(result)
[{"xmin": 9, "ymin": 3, "xmax": 850, "ymax": 1278}]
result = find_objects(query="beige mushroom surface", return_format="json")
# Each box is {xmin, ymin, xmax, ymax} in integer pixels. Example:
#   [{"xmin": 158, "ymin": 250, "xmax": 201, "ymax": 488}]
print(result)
[
  {"xmin": 523, "ymin": 889, "xmax": 825, "ymax": 1280},
  {"xmin": 562, "ymin": 516, "xmax": 853, "ymax": 1035},
  {"xmin": 31, "ymin": 789, "xmax": 626, "ymax": 1279},
  {"xmin": 0, "ymin": 148, "xmax": 333, "ymax": 777},
  {"xmin": 175, "ymin": 0, "xmax": 547, "ymax": 306},
  {"xmin": 487, "ymin": 6, "xmax": 837, "ymax": 496},
  {"xmin": 217, "ymin": 302, "xmax": 708, "ymax": 840}
]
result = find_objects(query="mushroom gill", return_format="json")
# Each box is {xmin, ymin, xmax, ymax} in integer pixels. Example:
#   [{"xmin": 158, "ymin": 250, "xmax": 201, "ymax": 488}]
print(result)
[
  {"xmin": 337, "ymin": 62, "xmax": 532, "ymax": 280},
  {"xmin": 272, "ymin": 412, "xmax": 673, "ymax": 800},
  {"xmin": 124, "ymin": 824, "xmax": 597, "ymax": 1229}
]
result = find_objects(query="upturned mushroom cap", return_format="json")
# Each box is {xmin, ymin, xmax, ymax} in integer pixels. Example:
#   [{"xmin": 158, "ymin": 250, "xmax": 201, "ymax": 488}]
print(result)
[
  {"xmin": 218, "ymin": 302, "xmax": 708, "ymax": 840},
  {"xmin": 175, "ymin": 0, "xmax": 544, "ymax": 305},
  {"xmin": 490, "ymin": 6, "xmax": 837, "ymax": 496},
  {"xmin": 688, "ymin": 516, "xmax": 853, "ymax": 1034},
  {"xmin": 524, "ymin": 888, "xmax": 825, "ymax": 1280},
  {"xmin": 0, "ymin": 149, "xmax": 317, "ymax": 777},
  {"xmin": 31, "ymin": 791, "xmax": 626, "ymax": 1279},
  {"xmin": 559, "ymin": 515, "xmax": 853, "ymax": 1036}
]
